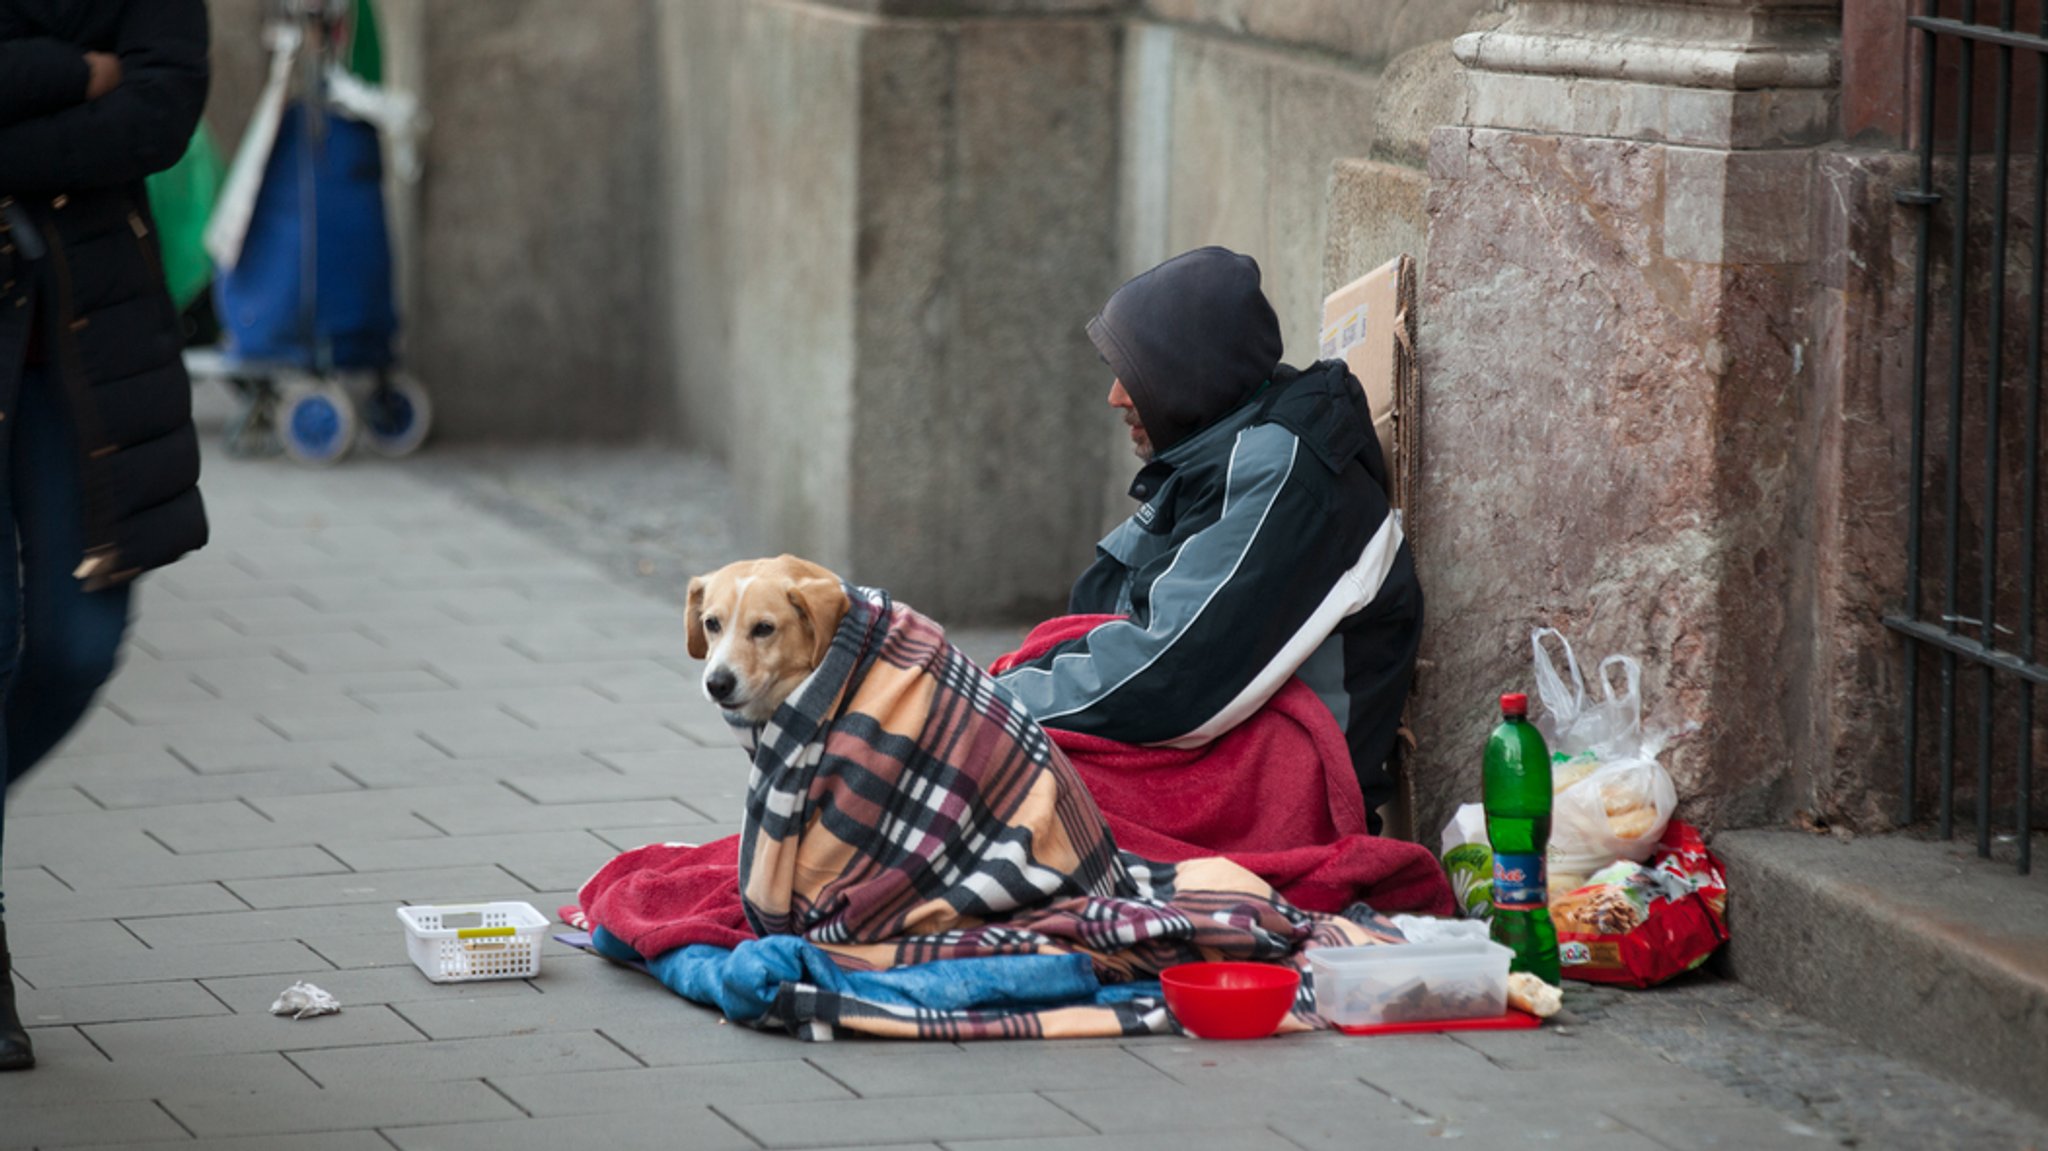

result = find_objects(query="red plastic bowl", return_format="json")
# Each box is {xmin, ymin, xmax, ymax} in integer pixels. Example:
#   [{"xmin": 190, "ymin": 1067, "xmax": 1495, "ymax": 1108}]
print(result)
[{"xmin": 1160, "ymin": 962, "xmax": 1301, "ymax": 1039}]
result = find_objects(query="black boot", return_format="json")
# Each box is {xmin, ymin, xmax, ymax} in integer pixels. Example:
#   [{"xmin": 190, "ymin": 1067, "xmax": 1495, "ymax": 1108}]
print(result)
[{"xmin": 0, "ymin": 921, "xmax": 34, "ymax": 1071}]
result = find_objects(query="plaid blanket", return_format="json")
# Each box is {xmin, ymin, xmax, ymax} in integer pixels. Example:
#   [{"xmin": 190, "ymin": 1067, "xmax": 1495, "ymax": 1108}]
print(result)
[{"xmin": 692, "ymin": 585, "xmax": 1398, "ymax": 1037}]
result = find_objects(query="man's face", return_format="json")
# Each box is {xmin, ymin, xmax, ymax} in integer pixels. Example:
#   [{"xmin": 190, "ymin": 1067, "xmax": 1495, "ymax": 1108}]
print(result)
[{"xmin": 1108, "ymin": 379, "xmax": 1153, "ymax": 462}]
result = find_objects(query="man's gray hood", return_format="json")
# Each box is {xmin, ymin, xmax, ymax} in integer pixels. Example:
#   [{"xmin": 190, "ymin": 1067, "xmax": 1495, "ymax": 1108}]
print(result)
[{"xmin": 1085, "ymin": 246, "xmax": 1284, "ymax": 456}]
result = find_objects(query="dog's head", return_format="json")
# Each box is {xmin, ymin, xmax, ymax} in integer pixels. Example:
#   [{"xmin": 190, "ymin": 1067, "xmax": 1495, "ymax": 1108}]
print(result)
[{"xmin": 685, "ymin": 555, "xmax": 851, "ymax": 723}]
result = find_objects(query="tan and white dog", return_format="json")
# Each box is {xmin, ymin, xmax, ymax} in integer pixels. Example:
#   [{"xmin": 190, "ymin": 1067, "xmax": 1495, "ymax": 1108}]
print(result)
[{"xmin": 685, "ymin": 555, "xmax": 853, "ymax": 723}]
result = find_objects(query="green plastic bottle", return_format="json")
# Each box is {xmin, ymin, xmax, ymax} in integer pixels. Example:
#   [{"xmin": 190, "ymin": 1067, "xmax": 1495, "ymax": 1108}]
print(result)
[{"xmin": 1484, "ymin": 692, "xmax": 1560, "ymax": 986}]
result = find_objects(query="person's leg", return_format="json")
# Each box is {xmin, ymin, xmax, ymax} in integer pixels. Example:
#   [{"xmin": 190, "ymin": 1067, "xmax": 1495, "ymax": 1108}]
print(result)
[
  {"xmin": 5, "ymin": 362, "xmax": 132, "ymax": 772},
  {"xmin": 1, "ymin": 361, "xmax": 133, "ymax": 1072},
  {"xmin": 0, "ymin": 365, "xmax": 25, "ymax": 1071}
]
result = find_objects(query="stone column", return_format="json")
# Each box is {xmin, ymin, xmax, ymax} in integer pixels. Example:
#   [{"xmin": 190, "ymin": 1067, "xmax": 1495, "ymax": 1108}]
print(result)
[
  {"xmin": 1412, "ymin": 1, "xmax": 1843, "ymax": 838},
  {"xmin": 710, "ymin": 1, "xmax": 1123, "ymax": 622},
  {"xmin": 412, "ymin": 0, "xmax": 667, "ymax": 440}
]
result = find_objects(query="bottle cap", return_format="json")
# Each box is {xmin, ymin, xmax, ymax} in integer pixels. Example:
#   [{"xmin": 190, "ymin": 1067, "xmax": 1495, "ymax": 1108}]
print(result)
[{"xmin": 1500, "ymin": 692, "xmax": 1528, "ymax": 717}]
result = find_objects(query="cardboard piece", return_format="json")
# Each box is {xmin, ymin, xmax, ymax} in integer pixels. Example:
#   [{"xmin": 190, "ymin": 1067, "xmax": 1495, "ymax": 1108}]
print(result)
[
  {"xmin": 1320, "ymin": 254, "xmax": 1419, "ymax": 537},
  {"xmin": 1321, "ymin": 255, "xmax": 1422, "ymax": 845}
]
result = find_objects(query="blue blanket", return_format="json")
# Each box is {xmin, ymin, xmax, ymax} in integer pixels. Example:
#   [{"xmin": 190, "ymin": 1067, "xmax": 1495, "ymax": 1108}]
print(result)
[{"xmin": 581, "ymin": 928, "xmax": 1164, "ymax": 1038}]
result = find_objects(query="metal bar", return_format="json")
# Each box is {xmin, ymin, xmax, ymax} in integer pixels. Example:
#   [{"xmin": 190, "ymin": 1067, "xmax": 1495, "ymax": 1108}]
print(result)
[
  {"xmin": 2024, "ymin": 689, "xmax": 2037, "ymax": 874},
  {"xmin": 1939, "ymin": 9, "xmax": 1979, "ymax": 842},
  {"xmin": 1884, "ymin": 617, "xmax": 2048, "ymax": 686},
  {"xmin": 1909, "ymin": 16, "xmax": 2048, "ymax": 53},
  {"xmin": 1899, "ymin": 0, "xmax": 1947, "ymax": 828},
  {"xmin": 1973, "ymin": 0, "xmax": 2016, "ymax": 860}
]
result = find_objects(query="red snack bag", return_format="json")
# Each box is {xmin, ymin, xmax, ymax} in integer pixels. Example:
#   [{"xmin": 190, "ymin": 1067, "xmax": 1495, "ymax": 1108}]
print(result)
[{"xmin": 1553, "ymin": 819, "xmax": 1728, "ymax": 988}]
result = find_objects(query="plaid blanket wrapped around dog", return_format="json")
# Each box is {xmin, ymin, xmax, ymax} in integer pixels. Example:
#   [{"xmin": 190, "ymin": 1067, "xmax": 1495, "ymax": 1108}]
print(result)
[{"xmin": 580, "ymin": 585, "xmax": 1401, "ymax": 1040}]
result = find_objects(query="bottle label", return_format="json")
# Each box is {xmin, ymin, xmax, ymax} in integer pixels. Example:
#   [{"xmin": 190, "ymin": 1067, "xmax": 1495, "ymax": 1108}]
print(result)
[{"xmin": 1492, "ymin": 852, "xmax": 1547, "ymax": 911}]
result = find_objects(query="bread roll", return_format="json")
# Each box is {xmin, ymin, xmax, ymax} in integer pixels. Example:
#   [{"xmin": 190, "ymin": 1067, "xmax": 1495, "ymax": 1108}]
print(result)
[
  {"xmin": 1507, "ymin": 973, "xmax": 1562, "ymax": 1018},
  {"xmin": 1607, "ymin": 806, "xmax": 1659, "ymax": 839}
]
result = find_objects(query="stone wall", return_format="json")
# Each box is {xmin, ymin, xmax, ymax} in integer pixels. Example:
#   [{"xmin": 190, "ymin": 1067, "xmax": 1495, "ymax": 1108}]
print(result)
[
  {"xmin": 1795, "ymin": 150, "xmax": 1920, "ymax": 832},
  {"xmin": 1418, "ymin": 129, "xmax": 1816, "ymax": 836},
  {"xmin": 201, "ymin": 0, "xmax": 269, "ymax": 154},
  {"xmin": 201, "ymin": 1, "xmax": 1491, "ymax": 620},
  {"xmin": 1120, "ymin": 5, "xmax": 1494, "ymax": 380},
  {"xmin": 654, "ymin": 0, "xmax": 741, "ymax": 456},
  {"xmin": 1110, "ymin": 4, "xmax": 1492, "ymax": 527},
  {"xmin": 409, "ymin": 0, "xmax": 667, "ymax": 441},
  {"xmin": 666, "ymin": 2, "xmax": 1124, "ymax": 620},
  {"xmin": 1409, "ymin": 0, "xmax": 1847, "ymax": 841}
]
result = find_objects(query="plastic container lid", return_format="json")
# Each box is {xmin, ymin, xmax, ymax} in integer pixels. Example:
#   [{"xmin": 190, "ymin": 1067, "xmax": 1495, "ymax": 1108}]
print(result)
[
  {"xmin": 1309, "ymin": 938, "xmax": 1512, "ymax": 971},
  {"xmin": 1501, "ymin": 692, "xmax": 1529, "ymax": 717}
]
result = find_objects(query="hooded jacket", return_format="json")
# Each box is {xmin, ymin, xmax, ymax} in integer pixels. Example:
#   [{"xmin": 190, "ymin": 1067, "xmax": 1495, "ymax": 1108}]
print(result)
[
  {"xmin": 997, "ymin": 249, "xmax": 1423, "ymax": 817},
  {"xmin": 0, "ymin": 0, "xmax": 210, "ymax": 588}
]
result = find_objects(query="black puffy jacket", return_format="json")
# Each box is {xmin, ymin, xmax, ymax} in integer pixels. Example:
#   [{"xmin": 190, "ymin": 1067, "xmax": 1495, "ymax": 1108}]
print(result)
[{"xmin": 0, "ymin": 0, "xmax": 210, "ymax": 588}]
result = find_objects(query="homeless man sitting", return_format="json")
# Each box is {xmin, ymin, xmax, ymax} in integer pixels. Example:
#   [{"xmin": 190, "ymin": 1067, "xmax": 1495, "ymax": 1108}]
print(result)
[{"xmin": 994, "ymin": 246, "xmax": 1422, "ymax": 832}]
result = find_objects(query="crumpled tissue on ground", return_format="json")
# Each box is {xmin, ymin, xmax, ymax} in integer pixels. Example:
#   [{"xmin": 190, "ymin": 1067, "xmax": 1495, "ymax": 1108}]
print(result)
[{"xmin": 269, "ymin": 981, "xmax": 341, "ymax": 1020}]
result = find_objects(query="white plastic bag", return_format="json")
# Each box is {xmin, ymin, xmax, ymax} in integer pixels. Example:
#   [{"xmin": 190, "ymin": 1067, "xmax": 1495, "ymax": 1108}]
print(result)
[
  {"xmin": 1549, "ymin": 733, "xmax": 1678, "ymax": 871},
  {"xmin": 1531, "ymin": 627, "xmax": 1676, "ymax": 874},
  {"xmin": 1531, "ymin": 628, "xmax": 1643, "ymax": 761}
]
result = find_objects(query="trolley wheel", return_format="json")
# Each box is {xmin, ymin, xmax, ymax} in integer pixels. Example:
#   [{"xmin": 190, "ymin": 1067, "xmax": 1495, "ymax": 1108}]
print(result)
[
  {"xmin": 359, "ymin": 373, "xmax": 432, "ymax": 458},
  {"xmin": 278, "ymin": 378, "xmax": 357, "ymax": 466}
]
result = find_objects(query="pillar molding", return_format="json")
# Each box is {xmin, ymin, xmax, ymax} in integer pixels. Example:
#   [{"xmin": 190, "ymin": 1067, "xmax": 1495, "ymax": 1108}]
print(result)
[{"xmin": 1453, "ymin": 0, "xmax": 1843, "ymax": 148}]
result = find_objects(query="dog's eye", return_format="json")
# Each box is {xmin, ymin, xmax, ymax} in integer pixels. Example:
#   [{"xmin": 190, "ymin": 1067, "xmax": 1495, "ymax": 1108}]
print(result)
[
  {"xmin": 750, "ymin": 620, "xmax": 776, "ymax": 639},
  {"xmin": 702, "ymin": 617, "xmax": 722, "ymax": 635}
]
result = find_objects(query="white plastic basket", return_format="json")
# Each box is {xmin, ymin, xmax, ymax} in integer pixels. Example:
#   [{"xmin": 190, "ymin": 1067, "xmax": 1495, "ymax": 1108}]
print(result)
[{"xmin": 397, "ymin": 901, "xmax": 548, "ymax": 983}]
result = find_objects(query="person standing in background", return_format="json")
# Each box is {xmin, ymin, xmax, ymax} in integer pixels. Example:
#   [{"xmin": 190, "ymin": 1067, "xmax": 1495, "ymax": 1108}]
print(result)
[{"xmin": 0, "ymin": 0, "xmax": 212, "ymax": 1071}]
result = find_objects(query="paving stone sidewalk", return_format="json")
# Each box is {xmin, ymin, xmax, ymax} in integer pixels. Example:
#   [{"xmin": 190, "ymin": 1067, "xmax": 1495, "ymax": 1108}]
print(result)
[{"xmin": 1, "ymin": 432, "xmax": 2043, "ymax": 1151}]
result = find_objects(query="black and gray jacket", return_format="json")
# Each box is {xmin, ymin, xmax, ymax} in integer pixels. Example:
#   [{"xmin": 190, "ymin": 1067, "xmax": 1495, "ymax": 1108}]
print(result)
[
  {"xmin": 995, "ymin": 248, "xmax": 1422, "ymax": 815},
  {"xmin": 0, "ymin": 0, "xmax": 210, "ymax": 588}
]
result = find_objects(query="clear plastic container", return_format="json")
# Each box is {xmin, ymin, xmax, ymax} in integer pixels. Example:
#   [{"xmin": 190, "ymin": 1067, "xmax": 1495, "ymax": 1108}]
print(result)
[{"xmin": 1308, "ymin": 938, "xmax": 1512, "ymax": 1028}]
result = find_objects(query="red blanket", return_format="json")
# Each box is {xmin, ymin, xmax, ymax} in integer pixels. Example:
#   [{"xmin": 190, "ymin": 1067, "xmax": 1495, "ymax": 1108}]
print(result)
[
  {"xmin": 566, "ymin": 615, "xmax": 1451, "ymax": 952},
  {"xmin": 565, "ymin": 837, "xmax": 752, "ymax": 958},
  {"xmin": 992, "ymin": 616, "xmax": 1452, "ymax": 917}
]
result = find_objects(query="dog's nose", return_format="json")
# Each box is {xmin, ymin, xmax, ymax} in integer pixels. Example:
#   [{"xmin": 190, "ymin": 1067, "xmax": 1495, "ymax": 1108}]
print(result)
[{"xmin": 705, "ymin": 668, "xmax": 738, "ymax": 703}]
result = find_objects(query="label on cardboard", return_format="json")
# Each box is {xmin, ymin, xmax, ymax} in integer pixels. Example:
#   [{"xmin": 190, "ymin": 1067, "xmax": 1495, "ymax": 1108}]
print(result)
[{"xmin": 1319, "ymin": 304, "xmax": 1369, "ymax": 360}]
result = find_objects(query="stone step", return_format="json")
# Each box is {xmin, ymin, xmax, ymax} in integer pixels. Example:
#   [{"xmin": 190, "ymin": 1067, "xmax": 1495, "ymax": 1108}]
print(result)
[{"xmin": 1715, "ymin": 828, "xmax": 2048, "ymax": 1121}]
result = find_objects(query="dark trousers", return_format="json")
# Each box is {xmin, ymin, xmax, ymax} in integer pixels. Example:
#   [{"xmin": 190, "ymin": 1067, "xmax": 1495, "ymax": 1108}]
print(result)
[{"xmin": 0, "ymin": 362, "xmax": 134, "ymax": 917}]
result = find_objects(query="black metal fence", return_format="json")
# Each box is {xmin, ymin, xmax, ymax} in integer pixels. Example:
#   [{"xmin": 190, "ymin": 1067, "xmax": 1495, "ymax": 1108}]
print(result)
[{"xmin": 1888, "ymin": 0, "xmax": 2045, "ymax": 874}]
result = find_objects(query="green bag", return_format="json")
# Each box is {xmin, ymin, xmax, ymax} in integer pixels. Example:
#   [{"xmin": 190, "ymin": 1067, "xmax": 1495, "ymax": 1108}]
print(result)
[
  {"xmin": 144, "ymin": 124, "xmax": 225, "ymax": 311},
  {"xmin": 346, "ymin": 0, "xmax": 383, "ymax": 85}
]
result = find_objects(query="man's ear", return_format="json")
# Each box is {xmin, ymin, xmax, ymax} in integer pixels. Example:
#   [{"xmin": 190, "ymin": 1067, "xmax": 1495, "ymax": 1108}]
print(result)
[
  {"xmin": 786, "ymin": 577, "xmax": 849, "ymax": 668},
  {"xmin": 685, "ymin": 576, "xmax": 709, "ymax": 659}
]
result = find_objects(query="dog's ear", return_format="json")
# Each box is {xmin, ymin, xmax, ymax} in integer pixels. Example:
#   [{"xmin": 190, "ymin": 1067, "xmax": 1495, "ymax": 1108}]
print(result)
[
  {"xmin": 786, "ymin": 576, "xmax": 849, "ymax": 668},
  {"xmin": 685, "ymin": 576, "xmax": 709, "ymax": 659}
]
